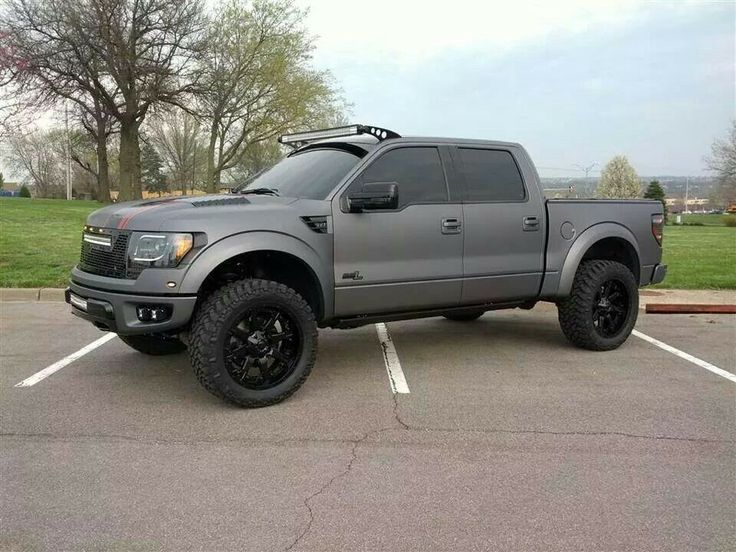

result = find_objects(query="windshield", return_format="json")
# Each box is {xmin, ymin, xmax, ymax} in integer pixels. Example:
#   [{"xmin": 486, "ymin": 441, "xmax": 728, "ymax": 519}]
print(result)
[{"xmin": 239, "ymin": 148, "xmax": 361, "ymax": 200}]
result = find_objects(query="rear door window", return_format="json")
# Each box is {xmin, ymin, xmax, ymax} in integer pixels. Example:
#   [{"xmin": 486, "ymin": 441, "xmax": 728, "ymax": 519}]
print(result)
[{"xmin": 457, "ymin": 148, "xmax": 526, "ymax": 202}]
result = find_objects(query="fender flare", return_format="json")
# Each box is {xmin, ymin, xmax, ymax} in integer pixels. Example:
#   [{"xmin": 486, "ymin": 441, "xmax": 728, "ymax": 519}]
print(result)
[
  {"xmin": 179, "ymin": 231, "xmax": 332, "ymax": 317},
  {"xmin": 555, "ymin": 223, "xmax": 641, "ymax": 297}
]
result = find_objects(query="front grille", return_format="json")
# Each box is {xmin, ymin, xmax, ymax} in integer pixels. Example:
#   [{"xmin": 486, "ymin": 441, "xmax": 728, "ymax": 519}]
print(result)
[{"xmin": 79, "ymin": 230, "xmax": 131, "ymax": 279}]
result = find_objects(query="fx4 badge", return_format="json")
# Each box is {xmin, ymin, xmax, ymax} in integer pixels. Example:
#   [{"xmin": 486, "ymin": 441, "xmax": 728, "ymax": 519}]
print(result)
[{"xmin": 342, "ymin": 271, "xmax": 364, "ymax": 281}]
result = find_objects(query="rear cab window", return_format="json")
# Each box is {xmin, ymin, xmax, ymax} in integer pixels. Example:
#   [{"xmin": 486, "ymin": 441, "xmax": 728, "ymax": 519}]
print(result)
[{"xmin": 456, "ymin": 148, "xmax": 526, "ymax": 202}]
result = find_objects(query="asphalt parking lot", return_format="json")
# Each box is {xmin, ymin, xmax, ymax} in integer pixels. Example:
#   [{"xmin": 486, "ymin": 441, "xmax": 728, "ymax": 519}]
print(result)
[{"xmin": 1, "ymin": 300, "xmax": 734, "ymax": 551}]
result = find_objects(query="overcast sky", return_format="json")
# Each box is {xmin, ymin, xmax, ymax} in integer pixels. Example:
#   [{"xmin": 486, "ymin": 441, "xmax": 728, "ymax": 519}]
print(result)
[
  {"xmin": 2, "ymin": 0, "xmax": 733, "ymax": 181},
  {"xmin": 299, "ymin": 0, "xmax": 735, "ymax": 177}
]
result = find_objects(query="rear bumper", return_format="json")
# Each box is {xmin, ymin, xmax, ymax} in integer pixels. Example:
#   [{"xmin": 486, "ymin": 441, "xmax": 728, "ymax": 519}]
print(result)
[
  {"xmin": 650, "ymin": 264, "xmax": 667, "ymax": 285},
  {"xmin": 65, "ymin": 281, "xmax": 197, "ymax": 335}
]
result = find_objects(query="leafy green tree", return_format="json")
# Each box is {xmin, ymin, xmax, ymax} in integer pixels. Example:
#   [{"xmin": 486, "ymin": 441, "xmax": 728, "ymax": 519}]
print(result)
[
  {"xmin": 19, "ymin": 184, "xmax": 31, "ymax": 197},
  {"xmin": 597, "ymin": 156, "xmax": 641, "ymax": 199},
  {"xmin": 141, "ymin": 142, "xmax": 168, "ymax": 197},
  {"xmin": 0, "ymin": 172, "xmax": 4, "ymax": 189},
  {"xmin": 644, "ymin": 180, "xmax": 667, "ymax": 222},
  {"xmin": 198, "ymin": 0, "xmax": 346, "ymax": 192}
]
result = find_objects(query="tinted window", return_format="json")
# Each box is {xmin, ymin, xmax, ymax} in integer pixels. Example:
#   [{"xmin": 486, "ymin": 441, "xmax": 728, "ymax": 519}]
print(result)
[
  {"xmin": 241, "ymin": 148, "xmax": 360, "ymax": 200},
  {"xmin": 357, "ymin": 147, "xmax": 447, "ymax": 208},
  {"xmin": 457, "ymin": 148, "xmax": 526, "ymax": 201}
]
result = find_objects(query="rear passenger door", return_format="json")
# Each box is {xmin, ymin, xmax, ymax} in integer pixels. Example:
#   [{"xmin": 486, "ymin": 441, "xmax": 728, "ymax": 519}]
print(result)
[
  {"xmin": 332, "ymin": 145, "xmax": 464, "ymax": 316},
  {"xmin": 451, "ymin": 146, "xmax": 545, "ymax": 303}
]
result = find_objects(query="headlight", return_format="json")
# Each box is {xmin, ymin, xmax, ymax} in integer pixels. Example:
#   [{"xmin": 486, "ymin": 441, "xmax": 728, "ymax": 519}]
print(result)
[{"xmin": 129, "ymin": 233, "xmax": 193, "ymax": 268}]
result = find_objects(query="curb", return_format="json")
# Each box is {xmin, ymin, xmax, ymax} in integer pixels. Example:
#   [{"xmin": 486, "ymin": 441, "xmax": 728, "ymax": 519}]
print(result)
[{"xmin": 1, "ymin": 288, "xmax": 67, "ymax": 302}]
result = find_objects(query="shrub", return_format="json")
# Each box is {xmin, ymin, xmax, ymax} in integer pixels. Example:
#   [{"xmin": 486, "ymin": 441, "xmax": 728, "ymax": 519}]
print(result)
[
  {"xmin": 724, "ymin": 215, "xmax": 736, "ymax": 227},
  {"xmin": 19, "ymin": 185, "xmax": 31, "ymax": 198}
]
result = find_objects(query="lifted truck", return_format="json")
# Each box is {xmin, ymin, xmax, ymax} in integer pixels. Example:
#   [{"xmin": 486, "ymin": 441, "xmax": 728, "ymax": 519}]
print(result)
[{"xmin": 66, "ymin": 124, "xmax": 667, "ymax": 407}]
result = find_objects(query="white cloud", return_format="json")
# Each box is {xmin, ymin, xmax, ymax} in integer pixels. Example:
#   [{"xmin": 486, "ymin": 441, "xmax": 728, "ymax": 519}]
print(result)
[{"xmin": 299, "ymin": 0, "xmax": 670, "ymax": 63}]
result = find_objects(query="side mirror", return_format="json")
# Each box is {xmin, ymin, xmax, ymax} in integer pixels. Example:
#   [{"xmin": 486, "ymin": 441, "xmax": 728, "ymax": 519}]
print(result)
[{"xmin": 348, "ymin": 182, "xmax": 399, "ymax": 212}]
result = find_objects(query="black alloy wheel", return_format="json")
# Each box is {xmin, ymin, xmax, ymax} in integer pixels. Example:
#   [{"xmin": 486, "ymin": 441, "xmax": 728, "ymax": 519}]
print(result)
[
  {"xmin": 224, "ymin": 306, "xmax": 302, "ymax": 390},
  {"xmin": 591, "ymin": 279, "xmax": 629, "ymax": 338}
]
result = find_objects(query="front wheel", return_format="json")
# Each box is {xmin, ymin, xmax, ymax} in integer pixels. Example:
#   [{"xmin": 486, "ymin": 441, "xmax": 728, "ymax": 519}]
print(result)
[
  {"xmin": 557, "ymin": 260, "xmax": 639, "ymax": 351},
  {"xmin": 189, "ymin": 279, "xmax": 317, "ymax": 408}
]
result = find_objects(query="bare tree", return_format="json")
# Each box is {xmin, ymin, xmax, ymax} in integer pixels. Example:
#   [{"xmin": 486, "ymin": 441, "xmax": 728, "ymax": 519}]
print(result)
[
  {"xmin": 198, "ymin": 0, "xmax": 345, "ymax": 192},
  {"xmin": 1, "ymin": 0, "xmax": 206, "ymax": 201},
  {"xmin": 148, "ymin": 109, "xmax": 202, "ymax": 194},
  {"xmin": 705, "ymin": 121, "xmax": 736, "ymax": 205},
  {"xmin": 5, "ymin": 128, "xmax": 66, "ymax": 198}
]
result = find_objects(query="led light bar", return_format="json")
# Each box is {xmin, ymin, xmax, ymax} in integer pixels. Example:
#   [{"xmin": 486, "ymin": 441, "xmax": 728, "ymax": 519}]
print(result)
[{"xmin": 278, "ymin": 124, "xmax": 401, "ymax": 147}]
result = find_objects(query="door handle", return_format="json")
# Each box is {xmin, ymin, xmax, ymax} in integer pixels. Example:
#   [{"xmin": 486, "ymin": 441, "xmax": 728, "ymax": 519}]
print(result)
[
  {"xmin": 441, "ymin": 217, "xmax": 462, "ymax": 234},
  {"xmin": 522, "ymin": 216, "xmax": 539, "ymax": 231}
]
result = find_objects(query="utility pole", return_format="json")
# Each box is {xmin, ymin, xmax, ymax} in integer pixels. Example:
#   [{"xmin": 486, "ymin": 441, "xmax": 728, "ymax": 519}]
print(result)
[
  {"xmin": 684, "ymin": 176, "xmax": 690, "ymax": 214},
  {"xmin": 65, "ymin": 102, "xmax": 72, "ymax": 200},
  {"xmin": 574, "ymin": 162, "xmax": 598, "ymax": 197}
]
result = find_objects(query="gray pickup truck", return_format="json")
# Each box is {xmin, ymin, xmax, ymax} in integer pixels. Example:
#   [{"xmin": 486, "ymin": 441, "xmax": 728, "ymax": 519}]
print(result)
[{"xmin": 66, "ymin": 124, "xmax": 667, "ymax": 407}]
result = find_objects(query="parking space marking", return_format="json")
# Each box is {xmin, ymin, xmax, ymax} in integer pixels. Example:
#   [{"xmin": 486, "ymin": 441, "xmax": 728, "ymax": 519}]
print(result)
[
  {"xmin": 14, "ymin": 333, "xmax": 118, "ymax": 388},
  {"xmin": 375, "ymin": 323, "xmax": 410, "ymax": 394},
  {"xmin": 633, "ymin": 329, "xmax": 736, "ymax": 383}
]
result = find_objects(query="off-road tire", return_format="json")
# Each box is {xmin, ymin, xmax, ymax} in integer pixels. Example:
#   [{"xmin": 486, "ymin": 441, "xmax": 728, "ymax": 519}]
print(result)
[
  {"xmin": 119, "ymin": 334, "xmax": 187, "ymax": 355},
  {"xmin": 557, "ymin": 260, "xmax": 639, "ymax": 351},
  {"xmin": 443, "ymin": 310, "xmax": 485, "ymax": 322},
  {"xmin": 189, "ymin": 279, "xmax": 317, "ymax": 408}
]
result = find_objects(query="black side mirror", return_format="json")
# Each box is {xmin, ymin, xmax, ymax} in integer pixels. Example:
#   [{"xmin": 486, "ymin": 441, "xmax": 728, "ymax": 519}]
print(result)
[{"xmin": 348, "ymin": 182, "xmax": 399, "ymax": 212}]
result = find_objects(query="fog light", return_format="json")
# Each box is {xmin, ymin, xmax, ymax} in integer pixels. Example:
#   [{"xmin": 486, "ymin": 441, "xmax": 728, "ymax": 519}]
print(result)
[{"xmin": 136, "ymin": 305, "xmax": 172, "ymax": 322}]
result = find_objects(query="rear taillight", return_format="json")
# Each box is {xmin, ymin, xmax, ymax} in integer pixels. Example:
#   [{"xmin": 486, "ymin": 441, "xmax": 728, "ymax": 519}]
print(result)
[{"xmin": 651, "ymin": 214, "xmax": 664, "ymax": 245}]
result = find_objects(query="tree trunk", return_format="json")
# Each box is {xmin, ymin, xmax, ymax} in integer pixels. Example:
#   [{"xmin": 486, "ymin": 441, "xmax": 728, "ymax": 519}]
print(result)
[
  {"xmin": 119, "ymin": 120, "xmax": 142, "ymax": 201},
  {"xmin": 206, "ymin": 121, "xmax": 218, "ymax": 194},
  {"xmin": 95, "ymin": 123, "xmax": 111, "ymax": 203}
]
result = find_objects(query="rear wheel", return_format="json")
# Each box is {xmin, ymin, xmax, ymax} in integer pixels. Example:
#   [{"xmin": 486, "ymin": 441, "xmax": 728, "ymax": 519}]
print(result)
[
  {"xmin": 119, "ymin": 334, "xmax": 187, "ymax": 356},
  {"xmin": 557, "ymin": 260, "xmax": 639, "ymax": 351},
  {"xmin": 443, "ymin": 310, "xmax": 485, "ymax": 322},
  {"xmin": 189, "ymin": 279, "xmax": 317, "ymax": 408}
]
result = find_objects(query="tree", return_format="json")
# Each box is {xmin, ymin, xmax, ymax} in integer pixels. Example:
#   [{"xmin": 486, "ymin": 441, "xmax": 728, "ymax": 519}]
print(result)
[
  {"xmin": 2, "ymin": 0, "xmax": 117, "ymax": 202},
  {"xmin": 141, "ymin": 142, "xmax": 168, "ymax": 196},
  {"xmin": 643, "ymin": 180, "xmax": 667, "ymax": 222},
  {"xmin": 148, "ymin": 109, "xmax": 203, "ymax": 195},
  {"xmin": 704, "ymin": 121, "xmax": 736, "ymax": 205},
  {"xmin": 597, "ymin": 156, "xmax": 641, "ymax": 199},
  {"xmin": 5, "ymin": 128, "xmax": 66, "ymax": 198},
  {"xmin": 0, "ymin": 171, "xmax": 4, "ymax": 189},
  {"xmin": 18, "ymin": 183, "xmax": 30, "ymax": 197},
  {"xmin": 198, "ymin": 0, "xmax": 345, "ymax": 192},
  {"xmin": 1, "ymin": 0, "xmax": 206, "ymax": 201}
]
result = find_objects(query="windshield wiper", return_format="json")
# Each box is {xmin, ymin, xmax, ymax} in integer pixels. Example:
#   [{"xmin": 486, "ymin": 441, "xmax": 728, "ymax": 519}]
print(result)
[{"xmin": 238, "ymin": 187, "xmax": 280, "ymax": 196}]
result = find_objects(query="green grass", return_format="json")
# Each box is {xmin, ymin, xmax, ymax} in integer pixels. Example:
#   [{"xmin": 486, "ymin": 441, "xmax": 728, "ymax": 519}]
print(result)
[
  {"xmin": 1, "ymin": 197, "xmax": 734, "ymax": 289},
  {"xmin": 653, "ymin": 225, "xmax": 736, "ymax": 289},
  {"xmin": 0, "ymin": 197, "xmax": 100, "ymax": 287},
  {"xmin": 670, "ymin": 213, "xmax": 734, "ymax": 227}
]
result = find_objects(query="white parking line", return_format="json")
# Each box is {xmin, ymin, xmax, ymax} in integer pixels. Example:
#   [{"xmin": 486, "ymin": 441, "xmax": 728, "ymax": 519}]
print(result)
[
  {"xmin": 633, "ymin": 329, "xmax": 736, "ymax": 383},
  {"xmin": 375, "ymin": 323, "xmax": 410, "ymax": 394},
  {"xmin": 14, "ymin": 333, "xmax": 118, "ymax": 388}
]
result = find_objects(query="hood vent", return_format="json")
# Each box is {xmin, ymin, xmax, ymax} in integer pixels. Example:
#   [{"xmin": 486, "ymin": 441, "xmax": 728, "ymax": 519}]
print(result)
[
  {"xmin": 190, "ymin": 196, "xmax": 251, "ymax": 207},
  {"xmin": 301, "ymin": 216, "xmax": 329, "ymax": 234}
]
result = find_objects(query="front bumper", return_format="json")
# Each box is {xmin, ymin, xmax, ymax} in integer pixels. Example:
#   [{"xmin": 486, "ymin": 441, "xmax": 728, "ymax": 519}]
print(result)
[
  {"xmin": 65, "ymin": 281, "xmax": 197, "ymax": 335},
  {"xmin": 650, "ymin": 264, "xmax": 667, "ymax": 285}
]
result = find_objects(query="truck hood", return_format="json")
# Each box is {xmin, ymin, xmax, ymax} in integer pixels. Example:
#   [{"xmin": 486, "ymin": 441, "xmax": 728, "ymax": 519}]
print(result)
[{"xmin": 86, "ymin": 194, "xmax": 299, "ymax": 232}]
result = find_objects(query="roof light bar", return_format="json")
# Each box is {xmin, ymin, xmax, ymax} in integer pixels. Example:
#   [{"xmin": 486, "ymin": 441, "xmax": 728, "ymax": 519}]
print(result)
[{"xmin": 278, "ymin": 124, "xmax": 401, "ymax": 147}]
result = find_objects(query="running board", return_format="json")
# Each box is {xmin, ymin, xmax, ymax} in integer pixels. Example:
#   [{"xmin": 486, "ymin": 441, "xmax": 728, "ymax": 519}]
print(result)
[{"xmin": 327, "ymin": 301, "xmax": 534, "ymax": 329}]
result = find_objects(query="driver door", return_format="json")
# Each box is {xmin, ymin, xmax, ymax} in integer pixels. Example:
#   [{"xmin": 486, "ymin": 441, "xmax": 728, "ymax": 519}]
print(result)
[{"xmin": 331, "ymin": 146, "xmax": 464, "ymax": 317}]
